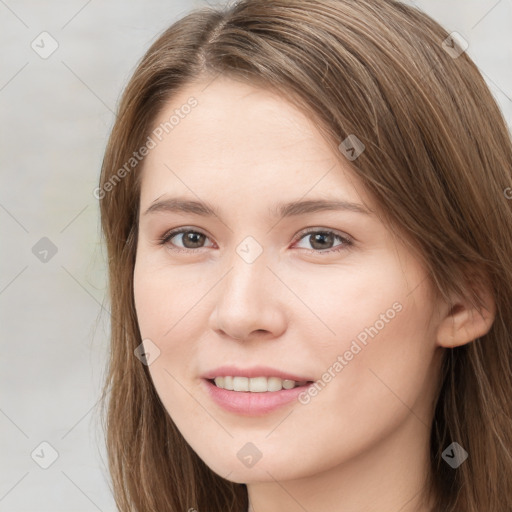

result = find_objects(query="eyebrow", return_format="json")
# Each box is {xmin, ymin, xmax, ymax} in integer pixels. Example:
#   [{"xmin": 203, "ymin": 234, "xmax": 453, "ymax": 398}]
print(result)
[{"xmin": 144, "ymin": 196, "xmax": 372, "ymax": 220}]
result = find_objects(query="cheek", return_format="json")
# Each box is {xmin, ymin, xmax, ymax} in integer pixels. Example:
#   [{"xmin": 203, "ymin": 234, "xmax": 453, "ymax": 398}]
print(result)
[
  {"xmin": 133, "ymin": 262, "xmax": 205, "ymax": 431},
  {"xmin": 133, "ymin": 257, "xmax": 200, "ymax": 338},
  {"xmin": 293, "ymin": 255, "xmax": 438, "ymax": 433},
  {"xmin": 133, "ymin": 268, "xmax": 168, "ymax": 338},
  {"xmin": 301, "ymin": 253, "xmax": 415, "ymax": 359},
  {"xmin": 312, "ymin": 277, "xmax": 438, "ymax": 447},
  {"xmin": 133, "ymin": 257, "xmax": 206, "ymax": 388}
]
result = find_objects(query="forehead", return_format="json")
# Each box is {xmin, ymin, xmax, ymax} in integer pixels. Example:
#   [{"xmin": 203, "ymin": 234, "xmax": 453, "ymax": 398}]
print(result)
[{"xmin": 140, "ymin": 76, "xmax": 371, "ymax": 209}]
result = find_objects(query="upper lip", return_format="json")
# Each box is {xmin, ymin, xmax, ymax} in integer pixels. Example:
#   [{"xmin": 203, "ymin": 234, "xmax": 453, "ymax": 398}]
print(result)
[{"xmin": 202, "ymin": 365, "xmax": 314, "ymax": 382}]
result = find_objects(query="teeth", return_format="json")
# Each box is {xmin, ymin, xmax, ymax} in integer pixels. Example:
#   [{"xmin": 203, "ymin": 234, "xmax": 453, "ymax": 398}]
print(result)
[
  {"xmin": 223, "ymin": 376, "xmax": 234, "ymax": 390},
  {"xmin": 213, "ymin": 376, "xmax": 308, "ymax": 392},
  {"xmin": 233, "ymin": 376, "xmax": 249, "ymax": 392}
]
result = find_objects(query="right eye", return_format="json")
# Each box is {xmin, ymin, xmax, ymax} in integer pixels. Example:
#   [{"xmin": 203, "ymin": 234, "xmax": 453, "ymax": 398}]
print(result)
[{"xmin": 158, "ymin": 228, "xmax": 215, "ymax": 252}]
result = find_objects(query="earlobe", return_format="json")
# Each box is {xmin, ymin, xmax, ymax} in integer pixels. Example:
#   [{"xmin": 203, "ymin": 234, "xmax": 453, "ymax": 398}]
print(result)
[{"xmin": 436, "ymin": 286, "xmax": 496, "ymax": 349}]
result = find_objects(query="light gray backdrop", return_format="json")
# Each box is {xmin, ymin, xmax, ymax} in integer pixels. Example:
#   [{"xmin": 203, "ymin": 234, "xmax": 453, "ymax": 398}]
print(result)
[{"xmin": 1, "ymin": 0, "xmax": 511, "ymax": 510}]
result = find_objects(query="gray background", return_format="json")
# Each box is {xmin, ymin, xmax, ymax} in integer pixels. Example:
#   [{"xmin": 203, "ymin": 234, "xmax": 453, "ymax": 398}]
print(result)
[{"xmin": 1, "ymin": 0, "xmax": 511, "ymax": 510}]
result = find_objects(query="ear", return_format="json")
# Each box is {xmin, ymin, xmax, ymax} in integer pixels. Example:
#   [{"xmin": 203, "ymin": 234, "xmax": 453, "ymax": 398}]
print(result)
[{"xmin": 436, "ymin": 281, "xmax": 496, "ymax": 348}]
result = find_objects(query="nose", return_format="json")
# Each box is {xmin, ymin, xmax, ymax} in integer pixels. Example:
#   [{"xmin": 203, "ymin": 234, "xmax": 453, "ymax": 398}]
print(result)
[{"xmin": 209, "ymin": 246, "xmax": 287, "ymax": 342}]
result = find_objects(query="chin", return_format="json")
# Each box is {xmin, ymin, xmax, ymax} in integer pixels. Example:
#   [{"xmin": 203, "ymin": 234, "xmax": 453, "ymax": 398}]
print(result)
[{"xmin": 204, "ymin": 453, "xmax": 310, "ymax": 484}]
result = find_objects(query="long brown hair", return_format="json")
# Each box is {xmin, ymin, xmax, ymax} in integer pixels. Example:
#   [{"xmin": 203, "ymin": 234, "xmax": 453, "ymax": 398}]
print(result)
[{"xmin": 97, "ymin": 1, "xmax": 512, "ymax": 510}]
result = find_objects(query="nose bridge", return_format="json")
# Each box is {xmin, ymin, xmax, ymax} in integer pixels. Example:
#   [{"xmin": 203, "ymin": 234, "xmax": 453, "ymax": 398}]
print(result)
[
  {"xmin": 211, "ymin": 234, "xmax": 286, "ymax": 339},
  {"xmin": 222, "ymin": 234, "xmax": 270, "ymax": 307}
]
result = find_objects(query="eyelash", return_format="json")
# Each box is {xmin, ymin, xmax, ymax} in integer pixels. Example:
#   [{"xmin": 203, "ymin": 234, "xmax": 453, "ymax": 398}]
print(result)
[{"xmin": 157, "ymin": 227, "xmax": 354, "ymax": 255}]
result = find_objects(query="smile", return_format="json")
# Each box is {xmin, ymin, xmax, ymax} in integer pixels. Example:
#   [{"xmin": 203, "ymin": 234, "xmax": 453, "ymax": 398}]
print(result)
[
  {"xmin": 211, "ymin": 376, "xmax": 310, "ymax": 392},
  {"xmin": 203, "ymin": 378, "xmax": 314, "ymax": 416}
]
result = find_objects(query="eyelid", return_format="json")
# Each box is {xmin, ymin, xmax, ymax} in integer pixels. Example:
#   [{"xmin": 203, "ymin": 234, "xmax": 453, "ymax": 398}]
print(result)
[{"xmin": 293, "ymin": 226, "xmax": 354, "ymax": 244}]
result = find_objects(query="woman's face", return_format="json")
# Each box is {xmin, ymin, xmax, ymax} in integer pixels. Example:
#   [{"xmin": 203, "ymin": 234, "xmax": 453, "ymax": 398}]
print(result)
[{"xmin": 133, "ymin": 76, "xmax": 444, "ymax": 483}]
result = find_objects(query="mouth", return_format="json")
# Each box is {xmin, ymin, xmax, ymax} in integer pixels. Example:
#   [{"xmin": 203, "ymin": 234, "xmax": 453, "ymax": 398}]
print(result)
[
  {"xmin": 203, "ymin": 376, "xmax": 316, "ymax": 415},
  {"xmin": 207, "ymin": 376, "xmax": 314, "ymax": 392}
]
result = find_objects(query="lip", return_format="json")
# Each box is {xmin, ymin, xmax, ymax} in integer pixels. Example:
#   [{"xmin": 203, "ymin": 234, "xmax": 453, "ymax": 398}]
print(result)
[
  {"xmin": 202, "ymin": 378, "xmax": 314, "ymax": 416},
  {"xmin": 201, "ymin": 365, "xmax": 313, "ymax": 382}
]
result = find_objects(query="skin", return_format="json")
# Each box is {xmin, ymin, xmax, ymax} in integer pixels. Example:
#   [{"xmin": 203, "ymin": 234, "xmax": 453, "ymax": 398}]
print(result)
[{"xmin": 133, "ymin": 76, "xmax": 495, "ymax": 512}]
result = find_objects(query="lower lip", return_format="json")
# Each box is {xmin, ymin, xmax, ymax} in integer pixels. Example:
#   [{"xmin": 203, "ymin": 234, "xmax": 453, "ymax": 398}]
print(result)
[{"xmin": 202, "ymin": 378, "xmax": 313, "ymax": 416}]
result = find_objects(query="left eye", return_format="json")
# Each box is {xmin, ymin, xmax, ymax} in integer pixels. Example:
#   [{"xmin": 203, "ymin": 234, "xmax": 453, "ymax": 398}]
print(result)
[
  {"xmin": 294, "ymin": 230, "xmax": 353, "ymax": 253},
  {"xmin": 158, "ymin": 228, "xmax": 353, "ymax": 254}
]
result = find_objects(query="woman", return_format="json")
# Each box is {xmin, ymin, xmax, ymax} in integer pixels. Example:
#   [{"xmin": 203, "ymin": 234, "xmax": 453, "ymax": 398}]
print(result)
[{"xmin": 98, "ymin": 0, "xmax": 512, "ymax": 510}]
